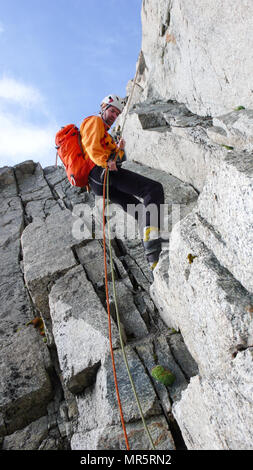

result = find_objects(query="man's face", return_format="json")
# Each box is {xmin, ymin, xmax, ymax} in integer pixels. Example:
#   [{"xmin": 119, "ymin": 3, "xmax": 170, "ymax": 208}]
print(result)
[{"xmin": 103, "ymin": 105, "xmax": 121, "ymax": 127}]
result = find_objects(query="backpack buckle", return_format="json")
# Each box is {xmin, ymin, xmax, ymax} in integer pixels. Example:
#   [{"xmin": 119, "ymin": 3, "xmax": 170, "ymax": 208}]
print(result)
[{"xmin": 70, "ymin": 175, "xmax": 76, "ymax": 186}]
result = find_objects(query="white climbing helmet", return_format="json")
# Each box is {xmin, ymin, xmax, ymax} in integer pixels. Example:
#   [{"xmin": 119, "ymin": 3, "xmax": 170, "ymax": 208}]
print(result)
[{"xmin": 101, "ymin": 94, "xmax": 125, "ymax": 113}]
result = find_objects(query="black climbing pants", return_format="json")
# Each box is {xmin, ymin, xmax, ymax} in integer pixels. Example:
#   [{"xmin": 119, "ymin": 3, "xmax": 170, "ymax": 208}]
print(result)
[{"xmin": 88, "ymin": 165, "xmax": 164, "ymax": 234}]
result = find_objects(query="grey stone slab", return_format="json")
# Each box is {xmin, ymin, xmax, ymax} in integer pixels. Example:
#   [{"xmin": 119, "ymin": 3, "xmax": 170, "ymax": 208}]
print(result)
[
  {"xmin": 121, "ymin": 105, "xmax": 225, "ymax": 192},
  {"xmin": 71, "ymin": 415, "xmax": 175, "ymax": 450},
  {"xmin": 108, "ymin": 280, "xmax": 149, "ymax": 340},
  {"xmin": 211, "ymin": 109, "xmax": 253, "ymax": 152},
  {"xmin": 0, "ymin": 196, "xmax": 24, "ymax": 247},
  {"xmin": 153, "ymin": 335, "xmax": 189, "ymax": 403},
  {"xmin": 197, "ymin": 150, "xmax": 253, "ymax": 293},
  {"xmin": 49, "ymin": 266, "xmax": 119, "ymax": 393},
  {"xmin": 2, "ymin": 416, "xmax": 49, "ymax": 450},
  {"xmin": 173, "ymin": 348, "xmax": 253, "ymax": 450},
  {"xmin": 138, "ymin": 0, "xmax": 253, "ymax": 116},
  {"xmin": 0, "ymin": 167, "xmax": 18, "ymax": 198},
  {"xmin": 74, "ymin": 346, "xmax": 161, "ymax": 435},
  {"xmin": 0, "ymin": 272, "xmax": 33, "ymax": 345},
  {"xmin": 21, "ymin": 209, "xmax": 92, "ymax": 317},
  {"xmin": 14, "ymin": 161, "xmax": 52, "ymax": 204},
  {"xmin": 168, "ymin": 333, "xmax": 199, "ymax": 380},
  {"xmin": 0, "ymin": 328, "xmax": 52, "ymax": 435},
  {"xmin": 152, "ymin": 211, "xmax": 253, "ymax": 377},
  {"xmin": 135, "ymin": 341, "xmax": 172, "ymax": 415}
]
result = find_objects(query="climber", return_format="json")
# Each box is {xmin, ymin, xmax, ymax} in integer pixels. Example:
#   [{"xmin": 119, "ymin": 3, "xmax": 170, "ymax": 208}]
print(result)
[{"xmin": 80, "ymin": 94, "xmax": 164, "ymax": 271}]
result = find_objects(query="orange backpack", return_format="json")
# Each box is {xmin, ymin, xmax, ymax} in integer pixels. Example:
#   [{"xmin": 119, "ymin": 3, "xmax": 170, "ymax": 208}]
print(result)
[{"xmin": 55, "ymin": 119, "xmax": 95, "ymax": 187}]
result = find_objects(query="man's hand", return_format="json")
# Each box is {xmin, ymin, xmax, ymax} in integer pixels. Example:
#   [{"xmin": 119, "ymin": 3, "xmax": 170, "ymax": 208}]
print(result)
[
  {"xmin": 118, "ymin": 138, "xmax": 125, "ymax": 150},
  {"xmin": 107, "ymin": 160, "xmax": 118, "ymax": 171}
]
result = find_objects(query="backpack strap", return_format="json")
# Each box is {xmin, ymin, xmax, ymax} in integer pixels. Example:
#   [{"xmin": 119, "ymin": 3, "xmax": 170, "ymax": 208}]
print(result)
[
  {"xmin": 77, "ymin": 131, "xmax": 86, "ymax": 159},
  {"xmin": 55, "ymin": 150, "xmax": 58, "ymax": 168},
  {"xmin": 70, "ymin": 174, "xmax": 76, "ymax": 186}
]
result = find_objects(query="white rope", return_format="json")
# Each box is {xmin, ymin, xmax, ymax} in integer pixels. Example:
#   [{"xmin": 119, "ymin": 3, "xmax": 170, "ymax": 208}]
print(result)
[{"xmin": 119, "ymin": 53, "xmax": 142, "ymax": 137}]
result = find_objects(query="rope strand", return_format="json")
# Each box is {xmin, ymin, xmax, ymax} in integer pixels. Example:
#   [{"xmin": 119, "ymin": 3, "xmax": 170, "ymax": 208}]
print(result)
[
  {"xmin": 103, "ymin": 167, "xmax": 130, "ymax": 451},
  {"xmin": 104, "ymin": 169, "xmax": 156, "ymax": 450},
  {"xmin": 102, "ymin": 52, "xmax": 155, "ymax": 450},
  {"xmin": 120, "ymin": 52, "xmax": 142, "ymax": 137}
]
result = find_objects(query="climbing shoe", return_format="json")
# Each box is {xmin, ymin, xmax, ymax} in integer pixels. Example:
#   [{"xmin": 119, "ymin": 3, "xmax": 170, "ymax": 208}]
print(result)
[{"xmin": 142, "ymin": 226, "xmax": 161, "ymax": 271}]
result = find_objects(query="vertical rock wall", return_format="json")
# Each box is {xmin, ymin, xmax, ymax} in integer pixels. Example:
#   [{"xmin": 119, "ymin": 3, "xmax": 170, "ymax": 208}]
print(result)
[
  {"xmin": 121, "ymin": 0, "xmax": 253, "ymax": 450},
  {"xmin": 1, "ymin": 0, "xmax": 253, "ymax": 451},
  {"xmin": 140, "ymin": 0, "xmax": 253, "ymax": 116},
  {"xmin": 0, "ymin": 161, "xmax": 198, "ymax": 450}
]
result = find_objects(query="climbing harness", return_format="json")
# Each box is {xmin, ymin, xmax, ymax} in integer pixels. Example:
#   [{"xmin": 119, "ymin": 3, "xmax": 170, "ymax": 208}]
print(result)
[{"xmin": 102, "ymin": 54, "xmax": 156, "ymax": 450}]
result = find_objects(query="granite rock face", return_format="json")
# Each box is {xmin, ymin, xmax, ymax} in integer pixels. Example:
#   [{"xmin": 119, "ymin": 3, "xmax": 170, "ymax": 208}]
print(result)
[
  {"xmin": 117, "ymin": 0, "xmax": 253, "ymax": 447},
  {"xmin": 120, "ymin": 100, "xmax": 223, "ymax": 192},
  {"xmin": 197, "ymin": 151, "xmax": 253, "ymax": 294},
  {"xmin": 140, "ymin": 0, "xmax": 253, "ymax": 116},
  {"xmin": 0, "ymin": 328, "xmax": 52, "ymax": 435},
  {"xmin": 151, "ymin": 169, "xmax": 253, "ymax": 448},
  {"xmin": 149, "ymin": 147, "xmax": 253, "ymax": 449},
  {"xmin": 152, "ymin": 211, "xmax": 253, "ymax": 376},
  {"xmin": 1, "ymin": 148, "xmax": 252, "ymax": 449},
  {"xmin": 1, "ymin": 0, "xmax": 253, "ymax": 452},
  {"xmin": 49, "ymin": 265, "xmax": 120, "ymax": 394},
  {"xmin": 208, "ymin": 109, "xmax": 253, "ymax": 152},
  {"xmin": 0, "ymin": 160, "xmax": 197, "ymax": 450},
  {"xmin": 0, "ymin": 164, "xmax": 70, "ymax": 449},
  {"xmin": 173, "ymin": 348, "xmax": 253, "ymax": 450}
]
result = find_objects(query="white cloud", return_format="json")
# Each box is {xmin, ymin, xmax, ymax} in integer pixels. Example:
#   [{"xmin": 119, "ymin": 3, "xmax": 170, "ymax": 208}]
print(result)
[
  {"xmin": 0, "ymin": 76, "xmax": 58, "ymax": 168},
  {"xmin": 0, "ymin": 113, "xmax": 57, "ymax": 163},
  {"xmin": 0, "ymin": 76, "xmax": 44, "ymax": 108},
  {"xmin": 0, "ymin": 22, "xmax": 4, "ymax": 34}
]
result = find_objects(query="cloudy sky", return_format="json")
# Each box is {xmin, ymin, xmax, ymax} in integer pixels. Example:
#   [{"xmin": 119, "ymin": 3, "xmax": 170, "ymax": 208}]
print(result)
[{"xmin": 0, "ymin": 0, "xmax": 142, "ymax": 168}]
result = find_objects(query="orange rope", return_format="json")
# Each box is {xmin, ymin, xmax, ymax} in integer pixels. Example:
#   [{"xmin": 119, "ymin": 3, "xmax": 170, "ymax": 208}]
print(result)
[{"xmin": 102, "ymin": 167, "xmax": 130, "ymax": 451}]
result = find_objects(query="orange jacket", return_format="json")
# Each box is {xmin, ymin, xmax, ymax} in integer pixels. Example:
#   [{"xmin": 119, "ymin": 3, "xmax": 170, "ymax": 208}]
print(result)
[{"xmin": 80, "ymin": 115, "xmax": 124, "ymax": 169}]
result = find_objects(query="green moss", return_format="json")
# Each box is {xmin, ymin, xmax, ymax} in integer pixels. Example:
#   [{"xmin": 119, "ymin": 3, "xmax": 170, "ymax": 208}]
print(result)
[
  {"xmin": 221, "ymin": 144, "xmax": 234, "ymax": 150},
  {"xmin": 169, "ymin": 328, "xmax": 178, "ymax": 335},
  {"xmin": 234, "ymin": 106, "xmax": 245, "ymax": 111},
  {"xmin": 187, "ymin": 253, "xmax": 197, "ymax": 264},
  {"xmin": 151, "ymin": 365, "xmax": 175, "ymax": 386}
]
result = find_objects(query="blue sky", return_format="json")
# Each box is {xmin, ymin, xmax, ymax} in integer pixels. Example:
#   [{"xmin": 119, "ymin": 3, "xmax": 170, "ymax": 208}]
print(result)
[{"xmin": 0, "ymin": 0, "xmax": 142, "ymax": 168}]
